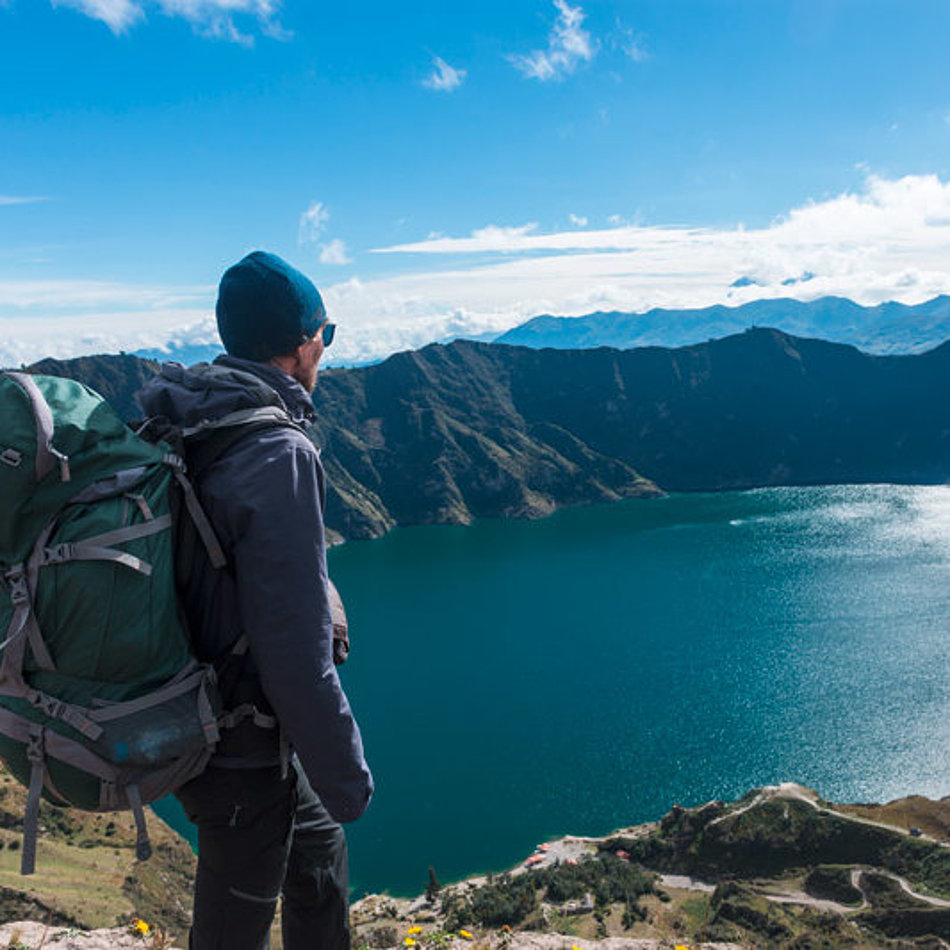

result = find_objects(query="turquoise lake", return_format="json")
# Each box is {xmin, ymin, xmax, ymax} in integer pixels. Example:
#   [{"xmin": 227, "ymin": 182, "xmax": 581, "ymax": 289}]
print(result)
[{"xmin": 157, "ymin": 485, "xmax": 950, "ymax": 897}]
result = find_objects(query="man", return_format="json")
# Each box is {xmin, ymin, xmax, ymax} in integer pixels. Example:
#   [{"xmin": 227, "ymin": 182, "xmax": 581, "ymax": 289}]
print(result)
[{"xmin": 138, "ymin": 250, "xmax": 373, "ymax": 950}]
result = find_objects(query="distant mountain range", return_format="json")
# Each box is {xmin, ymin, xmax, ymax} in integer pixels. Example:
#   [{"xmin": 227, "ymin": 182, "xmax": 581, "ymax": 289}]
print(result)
[
  {"xmin": 132, "ymin": 342, "xmax": 224, "ymax": 366},
  {"xmin": 123, "ymin": 296, "xmax": 950, "ymax": 367},
  {"xmin": 24, "ymin": 328, "xmax": 950, "ymax": 540},
  {"xmin": 495, "ymin": 295, "xmax": 950, "ymax": 355}
]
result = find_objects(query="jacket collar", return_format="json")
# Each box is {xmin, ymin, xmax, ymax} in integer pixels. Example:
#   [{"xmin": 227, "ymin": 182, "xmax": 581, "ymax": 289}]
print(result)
[{"xmin": 214, "ymin": 355, "xmax": 317, "ymax": 425}]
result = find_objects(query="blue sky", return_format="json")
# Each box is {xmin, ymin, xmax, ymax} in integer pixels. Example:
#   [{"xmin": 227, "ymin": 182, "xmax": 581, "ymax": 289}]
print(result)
[{"xmin": 3, "ymin": 0, "xmax": 950, "ymax": 365}]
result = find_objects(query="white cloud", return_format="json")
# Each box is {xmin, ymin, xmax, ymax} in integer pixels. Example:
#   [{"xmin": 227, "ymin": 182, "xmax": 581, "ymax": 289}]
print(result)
[
  {"xmin": 387, "ymin": 222, "xmax": 538, "ymax": 254},
  {"xmin": 0, "ymin": 195, "xmax": 49, "ymax": 206},
  {"xmin": 375, "ymin": 175, "xmax": 950, "ymax": 259},
  {"xmin": 422, "ymin": 56, "xmax": 466, "ymax": 92},
  {"xmin": 299, "ymin": 201, "xmax": 330, "ymax": 244},
  {"xmin": 51, "ymin": 0, "xmax": 283, "ymax": 41},
  {"xmin": 52, "ymin": 0, "xmax": 143, "ymax": 32},
  {"xmin": 8, "ymin": 174, "xmax": 950, "ymax": 369},
  {"xmin": 607, "ymin": 213, "xmax": 624, "ymax": 226},
  {"xmin": 319, "ymin": 239, "xmax": 352, "ymax": 266},
  {"xmin": 509, "ymin": 0, "xmax": 595, "ymax": 82},
  {"xmin": 0, "ymin": 279, "xmax": 213, "ymax": 367},
  {"xmin": 568, "ymin": 213, "xmax": 588, "ymax": 227},
  {"xmin": 615, "ymin": 24, "xmax": 648, "ymax": 63}
]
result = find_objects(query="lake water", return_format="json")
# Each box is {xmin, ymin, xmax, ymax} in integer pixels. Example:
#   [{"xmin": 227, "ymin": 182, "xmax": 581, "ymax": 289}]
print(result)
[{"xmin": 156, "ymin": 485, "xmax": 950, "ymax": 897}]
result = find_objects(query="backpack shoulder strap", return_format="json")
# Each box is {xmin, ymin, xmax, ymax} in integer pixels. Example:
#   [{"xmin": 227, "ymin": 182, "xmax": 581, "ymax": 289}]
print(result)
[{"xmin": 183, "ymin": 407, "xmax": 303, "ymax": 478}]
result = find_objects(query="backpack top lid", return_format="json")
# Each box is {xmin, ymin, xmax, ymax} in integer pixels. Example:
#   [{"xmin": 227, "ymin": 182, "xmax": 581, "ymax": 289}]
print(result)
[{"xmin": 0, "ymin": 372, "xmax": 166, "ymax": 564}]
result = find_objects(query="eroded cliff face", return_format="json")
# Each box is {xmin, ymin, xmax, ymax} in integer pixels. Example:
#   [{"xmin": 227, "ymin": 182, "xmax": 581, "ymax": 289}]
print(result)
[{"xmin": 24, "ymin": 328, "xmax": 950, "ymax": 540}]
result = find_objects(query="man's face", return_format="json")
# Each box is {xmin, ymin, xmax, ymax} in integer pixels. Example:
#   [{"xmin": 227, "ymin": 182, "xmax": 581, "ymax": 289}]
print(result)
[{"xmin": 293, "ymin": 321, "xmax": 327, "ymax": 393}]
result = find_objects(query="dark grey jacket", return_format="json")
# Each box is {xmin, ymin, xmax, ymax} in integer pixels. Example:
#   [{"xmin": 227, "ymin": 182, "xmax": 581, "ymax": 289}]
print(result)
[{"xmin": 138, "ymin": 356, "xmax": 372, "ymax": 824}]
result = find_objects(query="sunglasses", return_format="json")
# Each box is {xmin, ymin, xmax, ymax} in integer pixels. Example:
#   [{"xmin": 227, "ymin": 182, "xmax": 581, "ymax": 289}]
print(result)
[{"xmin": 318, "ymin": 322, "xmax": 336, "ymax": 348}]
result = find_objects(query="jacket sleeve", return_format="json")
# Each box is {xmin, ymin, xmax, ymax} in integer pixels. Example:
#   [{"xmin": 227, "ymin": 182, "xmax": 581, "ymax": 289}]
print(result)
[{"xmin": 218, "ymin": 428, "xmax": 373, "ymax": 823}]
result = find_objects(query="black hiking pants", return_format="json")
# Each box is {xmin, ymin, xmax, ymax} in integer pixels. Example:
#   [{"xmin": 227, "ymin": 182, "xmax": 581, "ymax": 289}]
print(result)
[{"xmin": 175, "ymin": 759, "xmax": 350, "ymax": 950}]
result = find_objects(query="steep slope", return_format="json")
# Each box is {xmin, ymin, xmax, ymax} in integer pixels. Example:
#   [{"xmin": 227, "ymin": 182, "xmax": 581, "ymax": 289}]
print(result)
[
  {"xmin": 0, "ymin": 771, "xmax": 194, "ymax": 943},
  {"xmin": 313, "ymin": 330, "xmax": 950, "ymax": 535},
  {"xmin": 18, "ymin": 328, "xmax": 950, "ymax": 540}
]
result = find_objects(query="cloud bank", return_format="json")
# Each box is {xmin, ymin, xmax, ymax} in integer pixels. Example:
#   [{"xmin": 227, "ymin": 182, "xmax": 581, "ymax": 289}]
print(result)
[{"xmin": 4, "ymin": 174, "xmax": 950, "ymax": 368}]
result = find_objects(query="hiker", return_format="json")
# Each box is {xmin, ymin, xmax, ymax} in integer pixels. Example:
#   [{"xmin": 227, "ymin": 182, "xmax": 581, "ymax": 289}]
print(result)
[{"xmin": 137, "ymin": 251, "xmax": 373, "ymax": 950}]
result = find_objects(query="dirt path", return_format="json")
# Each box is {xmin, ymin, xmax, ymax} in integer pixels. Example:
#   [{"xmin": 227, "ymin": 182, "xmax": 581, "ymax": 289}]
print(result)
[
  {"xmin": 852, "ymin": 868, "xmax": 950, "ymax": 908},
  {"xmin": 659, "ymin": 874, "xmax": 716, "ymax": 893}
]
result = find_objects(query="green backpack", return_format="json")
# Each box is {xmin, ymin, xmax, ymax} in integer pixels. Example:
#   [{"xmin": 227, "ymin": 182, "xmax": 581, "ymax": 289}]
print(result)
[{"xmin": 0, "ymin": 371, "xmax": 224, "ymax": 874}]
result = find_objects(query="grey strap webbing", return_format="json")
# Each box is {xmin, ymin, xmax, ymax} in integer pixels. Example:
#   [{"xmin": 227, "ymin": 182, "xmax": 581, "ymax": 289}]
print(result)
[
  {"xmin": 4, "ymin": 372, "xmax": 70, "ymax": 483},
  {"xmin": 42, "ymin": 544, "xmax": 152, "ymax": 576},
  {"xmin": 25, "ymin": 535, "xmax": 56, "ymax": 671},
  {"xmin": 125, "ymin": 493, "xmax": 154, "ymax": 521},
  {"xmin": 69, "ymin": 514, "xmax": 171, "ymax": 550},
  {"xmin": 25, "ymin": 688, "xmax": 103, "ymax": 741},
  {"xmin": 125, "ymin": 784, "xmax": 152, "ymax": 861},
  {"xmin": 1, "ymin": 549, "xmax": 56, "ymax": 673},
  {"xmin": 218, "ymin": 702, "xmax": 277, "ymax": 731},
  {"xmin": 170, "ymin": 467, "xmax": 227, "ymax": 569},
  {"xmin": 196, "ymin": 677, "xmax": 221, "ymax": 745},
  {"xmin": 0, "ymin": 707, "xmax": 119, "ymax": 781},
  {"xmin": 88, "ymin": 664, "xmax": 207, "ymax": 724},
  {"xmin": 21, "ymin": 724, "xmax": 45, "ymax": 875},
  {"xmin": 279, "ymin": 728, "xmax": 291, "ymax": 780},
  {"xmin": 0, "ymin": 564, "xmax": 31, "ymax": 653},
  {"xmin": 180, "ymin": 406, "xmax": 293, "ymax": 438},
  {"xmin": 67, "ymin": 467, "xmax": 148, "ymax": 504},
  {"xmin": 38, "ymin": 515, "xmax": 174, "ymax": 577}
]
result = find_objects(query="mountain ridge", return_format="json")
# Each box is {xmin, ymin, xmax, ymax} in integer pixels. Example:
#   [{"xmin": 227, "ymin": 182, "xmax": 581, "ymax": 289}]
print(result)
[
  {"xmin": 19, "ymin": 327, "xmax": 950, "ymax": 541},
  {"xmin": 496, "ymin": 294, "xmax": 950, "ymax": 355}
]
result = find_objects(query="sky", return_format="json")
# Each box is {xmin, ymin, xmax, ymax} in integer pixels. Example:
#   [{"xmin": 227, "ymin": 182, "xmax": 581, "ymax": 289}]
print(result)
[{"xmin": 3, "ymin": 0, "xmax": 950, "ymax": 366}]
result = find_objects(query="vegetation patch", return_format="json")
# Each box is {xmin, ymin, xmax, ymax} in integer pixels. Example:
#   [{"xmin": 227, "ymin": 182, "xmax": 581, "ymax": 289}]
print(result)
[
  {"xmin": 803, "ymin": 866, "xmax": 863, "ymax": 906},
  {"xmin": 441, "ymin": 855, "xmax": 655, "ymax": 931}
]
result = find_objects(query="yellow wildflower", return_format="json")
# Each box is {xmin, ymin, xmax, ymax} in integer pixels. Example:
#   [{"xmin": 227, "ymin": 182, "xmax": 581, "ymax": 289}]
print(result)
[
  {"xmin": 407, "ymin": 926, "xmax": 423, "ymax": 935},
  {"xmin": 131, "ymin": 918, "xmax": 150, "ymax": 936},
  {"xmin": 675, "ymin": 945, "xmax": 692, "ymax": 950},
  {"xmin": 459, "ymin": 930, "xmax": 473, "ymax": 940},
  {"xmin": 404, "ymin": 939, "xmax": 417, "ymax": 948}
]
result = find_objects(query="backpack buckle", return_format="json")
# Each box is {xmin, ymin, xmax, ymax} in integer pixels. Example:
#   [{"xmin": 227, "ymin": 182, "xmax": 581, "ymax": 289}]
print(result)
[
  {"xmin": 27, "ymin": 691, "xmax": 62, "ymax": 719},
  {"xmin": 0, "ymin": 448, "xmax": 22, "ymax": 468},
  {"xmin": 25, "ymin": 727, "xmax": 44, "ymax": 764},
  {"xmin": 162, "ymin": 452, "xmax": 186, "ymax": 473},
  {"xmin": 43, "ymin": 543, "xmax": 73, "ymax": 565},
  {"xmin": 3, "ymin": 567, "xmax": 28, "ymax": 607}
]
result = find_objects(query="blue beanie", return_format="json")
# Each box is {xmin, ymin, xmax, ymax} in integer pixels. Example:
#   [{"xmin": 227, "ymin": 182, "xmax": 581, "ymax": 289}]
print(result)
[{"xmin": 216, "ymin": 251, "xmax": 326, "ymax": 361}]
